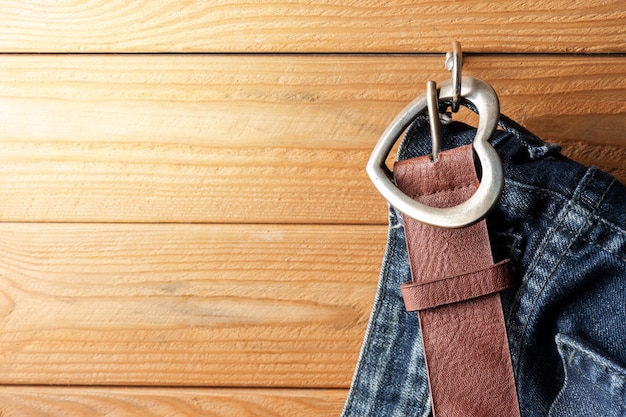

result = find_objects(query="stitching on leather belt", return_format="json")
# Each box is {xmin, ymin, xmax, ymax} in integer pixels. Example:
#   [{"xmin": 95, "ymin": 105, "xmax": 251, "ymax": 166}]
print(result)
[
  {"xmin": 394, "ymin": 143, "xmax": 521, "ymax": 417},
  {"xmin": 408, "ymin": 182, "xmax": 474, "ymax": 199}
]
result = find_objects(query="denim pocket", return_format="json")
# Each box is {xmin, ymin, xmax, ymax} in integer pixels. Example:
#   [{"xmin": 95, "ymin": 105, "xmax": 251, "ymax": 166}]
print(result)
[{"xmin": 548, "ymin": 333, "xmax": 626, "ymax": 417}]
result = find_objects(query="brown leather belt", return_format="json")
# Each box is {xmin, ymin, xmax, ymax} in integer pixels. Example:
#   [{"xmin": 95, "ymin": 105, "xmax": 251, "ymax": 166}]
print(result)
[{"xmin": 394, "ymin": 144, "xmax": 520, "ymax": 417}]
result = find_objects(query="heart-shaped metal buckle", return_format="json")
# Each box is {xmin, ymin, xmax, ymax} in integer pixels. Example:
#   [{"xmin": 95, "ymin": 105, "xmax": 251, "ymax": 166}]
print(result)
[{"xmin": 366, "ymin": 75, "xmax": 503, "ymax": 228}]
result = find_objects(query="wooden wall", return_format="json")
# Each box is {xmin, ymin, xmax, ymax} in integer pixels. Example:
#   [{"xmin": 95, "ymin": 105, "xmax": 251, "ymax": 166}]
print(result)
[{"xmin": 0, "ymin": 1, "xmax": 624, "ymax": 415}]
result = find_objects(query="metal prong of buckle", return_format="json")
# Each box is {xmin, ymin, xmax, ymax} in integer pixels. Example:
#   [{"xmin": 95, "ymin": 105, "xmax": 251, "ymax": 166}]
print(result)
[{"xmin": 366, "ymin": 75, "xmax": 503, "ymax": 228}]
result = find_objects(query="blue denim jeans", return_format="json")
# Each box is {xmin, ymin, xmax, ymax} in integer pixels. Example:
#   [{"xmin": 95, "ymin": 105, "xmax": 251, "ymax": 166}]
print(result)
[{"xmin": 342, "ymin": 113, "xmax": 626, "ymax": 416}]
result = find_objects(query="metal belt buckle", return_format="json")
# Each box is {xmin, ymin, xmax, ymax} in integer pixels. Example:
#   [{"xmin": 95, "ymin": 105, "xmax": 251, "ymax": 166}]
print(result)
[{"xmin": 366, "ymin": 43, "xmax": 504, "ymax": 228}]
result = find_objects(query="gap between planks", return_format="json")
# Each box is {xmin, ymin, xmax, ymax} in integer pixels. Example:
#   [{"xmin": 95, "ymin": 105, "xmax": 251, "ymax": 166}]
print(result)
[{"xmin": 0, "ymin": 54, "xmax": 624, "ymax": 224}]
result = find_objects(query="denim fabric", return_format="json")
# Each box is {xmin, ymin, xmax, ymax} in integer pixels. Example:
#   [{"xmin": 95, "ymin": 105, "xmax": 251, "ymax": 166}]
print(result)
[{"xmin": 342, "ymin": 113, "xmax": 626, "ymax": 416}]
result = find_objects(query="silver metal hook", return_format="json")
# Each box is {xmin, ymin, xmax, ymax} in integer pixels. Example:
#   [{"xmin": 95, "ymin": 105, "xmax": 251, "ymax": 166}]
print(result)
[
  {"xmin": 428, "ymin": 41, "xmax": 461, "ymax": 162},
  {"xmin": 445, "ymin": 41, "xmax": 463, "ymax": 113},
  {"xmin": 426, "ymin": 80, "xmax": 442, "ymax": 162}
]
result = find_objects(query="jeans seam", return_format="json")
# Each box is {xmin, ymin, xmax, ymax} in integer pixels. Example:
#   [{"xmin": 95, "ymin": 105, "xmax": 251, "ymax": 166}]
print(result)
[
  {"xmin": 568, "ymin": 368, "xmax": 626, "ymax": 409},
  {"xmin": 582, "ymin": 177, "xmax": 624, "ymax": 261},
  {"xmin": 565, "ymin": 346, "xmax": 626, "ymax": 408},
  {"xmin": 502, "ymin": 176, "xmax": 625, "ymax": 264},
  {"xmin": 509, "ymin": 169, "xmax": 607, "ymax": 373},
  {"xmin": 506, "ymin": 197, "xmax": 573, "ymax": 370},
  {"xmin": 341, "ymin": 210, "xmax": 399, "ymax": 415},
  {"xmin": 594, "ymin": 199, "xmax": 623, "ymax": 234},
  {"xmin": 587, "ymin": 241, "xmax": 626, "ymax": 263},
  {"xmin": 512, "ymin": 209, "xmax": 581, "ymax": 373}
]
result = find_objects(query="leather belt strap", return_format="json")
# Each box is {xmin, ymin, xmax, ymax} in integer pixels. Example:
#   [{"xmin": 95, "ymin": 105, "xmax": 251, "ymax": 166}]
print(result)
[{"xmin": 394, "ymin": 144, "xmax": 520, "ymax": 417}]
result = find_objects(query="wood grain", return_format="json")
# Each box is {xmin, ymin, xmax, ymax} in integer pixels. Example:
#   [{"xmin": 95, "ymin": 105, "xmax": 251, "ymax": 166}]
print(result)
[
  {"xmin": 2, "ymin": 2, "xmax": 624, "ymax": 413},
  {"xmin": 0, "ymin": 387, "xmax": 346, "ymax": 417},
  {"xmin": 0, "ymin": 55, "xmax": 624, "ymax": 223},
  {"xmin": 0, "ymin": 1, "xmax": 625, "ymax": 53},
  {"xmin": 0, "ymin": 223, "xmax": 386, "ymax": 387}
]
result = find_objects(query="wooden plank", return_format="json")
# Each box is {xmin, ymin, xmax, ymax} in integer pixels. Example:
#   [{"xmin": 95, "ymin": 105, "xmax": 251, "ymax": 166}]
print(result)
[
  {"xmin": 0, "ymin": 55, "xmax": 624, "ymax": 223},
  {"xmin": 0, "ymin": 223, "xmax": 387, "ymax": 387},
  {"xmin": 0, "ymin": 1, "xmax": 624, "ymax": 53},
  {"xmin": 0, "ymin": 387, "xmax": 346, "ymax": 417}
]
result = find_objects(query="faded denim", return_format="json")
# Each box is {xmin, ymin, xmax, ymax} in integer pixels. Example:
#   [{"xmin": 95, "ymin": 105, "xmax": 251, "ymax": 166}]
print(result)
[{"xmin": 342, "ymin": 112, "xmax": 626, "ymax": 416}]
